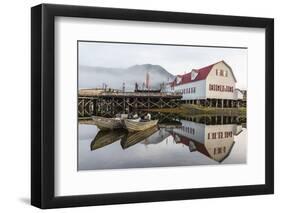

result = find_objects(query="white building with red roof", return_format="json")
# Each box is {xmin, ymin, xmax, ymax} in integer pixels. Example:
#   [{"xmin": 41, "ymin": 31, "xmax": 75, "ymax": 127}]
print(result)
[{"xmin": 165, "ymin": 60, "xmax": 244, "ymax": 107}]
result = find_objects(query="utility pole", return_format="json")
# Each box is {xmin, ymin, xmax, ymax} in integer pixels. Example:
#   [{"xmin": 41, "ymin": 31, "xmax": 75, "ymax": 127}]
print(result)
[
  {"xmin": 145, "ymin": 71, "xmax": 150, "ymax": 89},
  {"xmin": 122, "ymin": 82, "xmax": 125, "ymax": 92}
]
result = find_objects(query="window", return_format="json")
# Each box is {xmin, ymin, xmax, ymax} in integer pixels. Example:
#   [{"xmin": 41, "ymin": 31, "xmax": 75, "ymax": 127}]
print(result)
[
  {"xmin": 220, "ymin": 69, "xmax": 224, "ymax": 76},
  {"xmin": 216, "ymin": 69, "xmax": 218, "ymax": 75},
  {"xmin": 186, "ymin": 87, "xmax": 196, "ymax": 93},
  {"xmin": 225, "ymin": 70, "xmax": 228, "ymax": 77}
]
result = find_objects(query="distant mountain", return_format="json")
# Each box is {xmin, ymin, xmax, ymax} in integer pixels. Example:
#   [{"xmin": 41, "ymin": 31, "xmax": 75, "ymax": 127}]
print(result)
[{"xmin": 79, "ymin": 64, "xmax": 175, "ymax": 90}]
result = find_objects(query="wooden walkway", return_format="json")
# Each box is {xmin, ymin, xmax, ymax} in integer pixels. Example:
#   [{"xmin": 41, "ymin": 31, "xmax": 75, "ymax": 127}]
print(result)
[
  {"xmin": 78, "ymin": 90, "xmax": 182, "ymax": 117},
  {"xmin": 79, "ymin": 90, "xmax": 182, "ymax": 98}
]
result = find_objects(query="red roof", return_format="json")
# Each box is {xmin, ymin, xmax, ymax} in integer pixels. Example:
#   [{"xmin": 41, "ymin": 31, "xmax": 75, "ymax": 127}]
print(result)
[
  {"xmin": 171, "ymin": 60, "xmax": 232, "ymax": 86},
  {"xmin": 173, "ymin": 133, "xmax": 210, "ymax": 157}
]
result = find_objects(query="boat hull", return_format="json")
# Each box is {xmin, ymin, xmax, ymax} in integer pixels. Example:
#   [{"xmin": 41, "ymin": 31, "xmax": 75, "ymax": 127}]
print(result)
[
  {"xmin": 124, "ymin": 119, "xmax": 158, "ymax": 132},
  {"xmin": 92, "ymin": 116, "xmax": 123, "ymax": 130}
]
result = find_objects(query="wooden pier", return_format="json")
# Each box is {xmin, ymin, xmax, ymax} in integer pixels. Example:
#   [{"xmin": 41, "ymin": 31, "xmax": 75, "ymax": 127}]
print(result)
[{"xmin": 78, "ymin": 90, "xmax": 182, "ymax": 117}]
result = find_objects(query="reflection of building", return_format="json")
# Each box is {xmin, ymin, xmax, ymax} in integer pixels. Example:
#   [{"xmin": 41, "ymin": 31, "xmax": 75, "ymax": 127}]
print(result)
[
  {"xmin": 170, "ymin": 119, "xmax": 243, "ymax": 162},
  {"xmin": 164, "ymin": 61, "xmax": 245, "ymax": 107},
  {"xmin": 141, "ymin": 128, "xmax": 171, "ymax": 145}
]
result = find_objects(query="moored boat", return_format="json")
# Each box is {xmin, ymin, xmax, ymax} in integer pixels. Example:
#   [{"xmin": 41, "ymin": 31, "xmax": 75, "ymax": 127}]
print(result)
[
  {"xmin": 124, "ymin": 119, "xmax": 158, "ymax": 132},
  {"xmin": 91, "ymin": 115, "xmax": 141, "ymax": 131},
  {"xmin": 92, "ymin": 116, "xmax": 123, "ymax": 130}
]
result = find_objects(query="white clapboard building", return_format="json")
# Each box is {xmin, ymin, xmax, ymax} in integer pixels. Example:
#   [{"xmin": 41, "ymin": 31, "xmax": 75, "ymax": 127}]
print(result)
[{"xmin": 165, "ymin": 61, "xmax": 244, "ymax": 107}]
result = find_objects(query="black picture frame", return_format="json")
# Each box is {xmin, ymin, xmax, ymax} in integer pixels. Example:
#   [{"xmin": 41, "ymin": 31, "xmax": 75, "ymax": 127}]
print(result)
[{"xmin": 31, "ymin": 3, "xmax": 274, "ymax": 209}]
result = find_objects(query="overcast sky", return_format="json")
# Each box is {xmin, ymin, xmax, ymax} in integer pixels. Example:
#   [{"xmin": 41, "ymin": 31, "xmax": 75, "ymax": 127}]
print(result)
[{"xmin": 79, "ymin": 41, "xmax": 247, "ymax": 89}]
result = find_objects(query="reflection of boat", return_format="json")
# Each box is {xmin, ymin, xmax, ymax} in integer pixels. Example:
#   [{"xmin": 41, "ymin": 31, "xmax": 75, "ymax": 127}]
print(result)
[
  {"xmin": 91, "ymin": 130, "xmax": 127, "ymax": 150},
  {"xmin": 121, "ymin": 126, "xmax": 158, "ymax": 149},
  {"xmin": 124, "ymin": 119, "xmax": 158, "ymax": 132},
  {"xmin": 92, "ymin": 116, "xmax": 124, "ymax": 130}
]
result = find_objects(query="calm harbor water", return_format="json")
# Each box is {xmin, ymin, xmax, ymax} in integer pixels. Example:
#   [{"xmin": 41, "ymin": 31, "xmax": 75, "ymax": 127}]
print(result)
[{"xmin": 78, "ymin": 115, "xmax": 247, "ymax": 171}]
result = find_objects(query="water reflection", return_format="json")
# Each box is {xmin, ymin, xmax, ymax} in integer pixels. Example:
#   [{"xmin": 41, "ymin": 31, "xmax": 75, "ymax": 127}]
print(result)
[
  {"xmin": 121, "ymin": 126, "xmax": 159, "ymax": 149},
  {"xmin": 91, "ymin": 130, "xmax": 127, "ymax": 151},
  {"xmin": 78, "ymin": 114, "xmax": 247, "ymax": 170},
  {"xmin": 169, "ymin": 121, "xmax": 239, "ymax": 163}
]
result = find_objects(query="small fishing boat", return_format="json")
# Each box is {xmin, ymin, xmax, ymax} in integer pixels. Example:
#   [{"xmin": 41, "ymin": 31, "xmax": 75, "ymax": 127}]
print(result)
[
  {"xmin": 124, "ymin": 119, "xmax": 158, "ymax": 132},
  {"xmin": 92, "ymin": 116, "xmax": 123, "ymax": 130},
  {"xmin": 92, "ymin": 115, "xmax": 141, "ymax": 130}
]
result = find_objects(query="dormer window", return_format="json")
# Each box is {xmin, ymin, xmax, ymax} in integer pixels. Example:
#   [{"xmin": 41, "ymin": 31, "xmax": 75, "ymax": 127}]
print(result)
[
  {"xmin": 176, "ymin": 76, "xmax": 182, "ymax": 84},
  {"xmin": 191, "ymin": 69, "xmax": 198, "ymax": 80}
]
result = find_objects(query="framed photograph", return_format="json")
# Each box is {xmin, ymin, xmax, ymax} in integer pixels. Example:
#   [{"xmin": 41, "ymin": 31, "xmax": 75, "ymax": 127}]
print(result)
[{"xmin": 31, "ymin": 4, "xmax": 274, "ymax": 209}]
